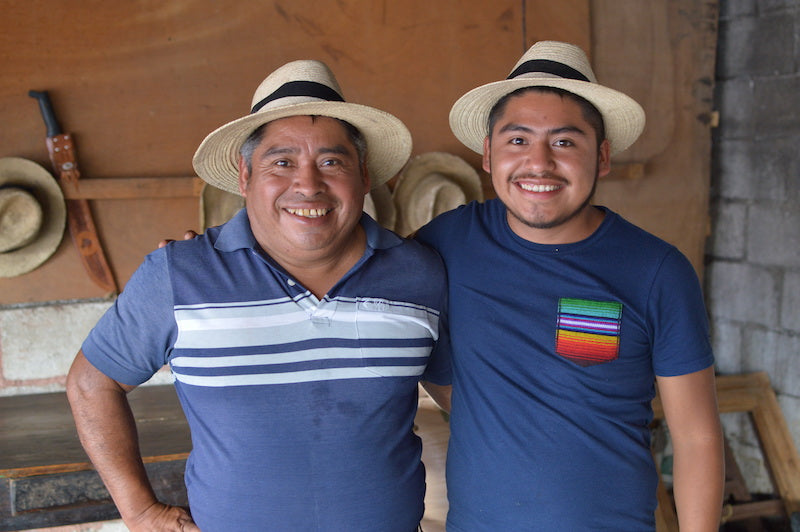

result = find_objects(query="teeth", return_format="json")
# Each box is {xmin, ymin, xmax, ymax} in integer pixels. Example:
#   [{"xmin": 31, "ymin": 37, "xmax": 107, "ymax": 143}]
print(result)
[
  {"xmin": 519, "ymin": 183, "xmax": 560, "ymax": 192},
  {"xmin": 286, "ymin": 208, "xmax": 330, "ymax": 218}
]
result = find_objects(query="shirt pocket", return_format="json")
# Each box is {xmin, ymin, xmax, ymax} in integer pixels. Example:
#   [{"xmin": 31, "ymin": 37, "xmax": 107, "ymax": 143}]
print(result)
[{"xmin": 554, "ymin": 298, "xmax": 622, "ymax": 367}]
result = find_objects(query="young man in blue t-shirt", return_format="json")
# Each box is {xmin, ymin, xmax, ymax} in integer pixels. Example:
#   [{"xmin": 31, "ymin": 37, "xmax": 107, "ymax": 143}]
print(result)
[{"xmin": 416, "ymin": 41, "xmax": 724, "ymax": 531}]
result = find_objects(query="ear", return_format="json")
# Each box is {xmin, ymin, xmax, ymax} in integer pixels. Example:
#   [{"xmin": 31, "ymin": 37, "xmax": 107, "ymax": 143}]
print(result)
[
  {"xmin": 361, "ymin": 164, "xmax": 371, "ymax": 194},
  {"xmin": 237, "ymin": 156, "xmax": 249, "ymax": 197},
  {"xmin": 482, "ymin": 136, "xmax": 491, "ymax": 173},
  {"xmin": 597, "ymin": 139, "xmax": 611, "ymax": 179}
]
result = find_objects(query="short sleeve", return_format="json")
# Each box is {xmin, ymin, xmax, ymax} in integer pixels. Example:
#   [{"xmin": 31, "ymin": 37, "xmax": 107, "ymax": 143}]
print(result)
[{"xmin": 81, "ymin": 249, "xmax": 178, "ymax": 385}]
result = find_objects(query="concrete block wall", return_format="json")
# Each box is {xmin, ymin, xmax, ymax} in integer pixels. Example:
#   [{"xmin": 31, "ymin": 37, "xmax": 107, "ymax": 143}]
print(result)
[
  {"xmin": 708, "ymin": 0, "xmax": 800, "ymax": 492},
  {"xmin": 0, "ymin": 300, "xmax": 171, "ymax": 397}
]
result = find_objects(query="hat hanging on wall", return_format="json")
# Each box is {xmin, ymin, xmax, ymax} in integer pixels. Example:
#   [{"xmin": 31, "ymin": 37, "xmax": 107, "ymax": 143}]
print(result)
[
  {"xmin": 393, "ymin": 152, "xmax": 483, "ymax": 236},
  {"xmin": 0, "ymin": 157, "xmax": 66, "ymax": 277},
  {"xmin": 200, "ymin": 182, "xmax": 245, "ymax": 231},
  {"xmin": 364, "ymin": 183, "xmax": 396, "ymax": 231}
]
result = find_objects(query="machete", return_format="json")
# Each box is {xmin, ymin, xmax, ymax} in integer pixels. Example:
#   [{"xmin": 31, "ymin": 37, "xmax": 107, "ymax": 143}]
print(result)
[{"xmin": 29, "ymin": 90, "xmax": 118, "ymax": 295}]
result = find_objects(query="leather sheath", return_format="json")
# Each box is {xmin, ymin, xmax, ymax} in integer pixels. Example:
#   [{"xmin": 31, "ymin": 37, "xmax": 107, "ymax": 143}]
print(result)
[{"xmin": 46, "ymin": 133, "xmax": 117, "ymax": 295}]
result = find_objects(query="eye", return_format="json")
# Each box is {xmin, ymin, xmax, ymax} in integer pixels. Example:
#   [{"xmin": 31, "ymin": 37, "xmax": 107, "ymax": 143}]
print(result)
[
  {"xmin": 273, "ymin": 159, "xmax": 291, "ymax": 167},
  {"xmin": 554, "ymin": 139, "xmax": 574, "ymax": 147},
  {"xmin": 321, "ymin": 158, "xmax": 340, "ymax": 167},
  {"xmin": 509, "ymin": 137, "xmax": 526, "ymax": 145}
]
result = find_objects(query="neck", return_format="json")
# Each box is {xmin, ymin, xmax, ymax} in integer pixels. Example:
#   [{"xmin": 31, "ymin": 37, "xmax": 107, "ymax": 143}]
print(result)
[
  {"xmin": 270, "ymin": 226, "xmax": 366, "ymax": 299},
  {"xmin": 507, "ymin": 204, "xmax": 605, "ymax": 245}
]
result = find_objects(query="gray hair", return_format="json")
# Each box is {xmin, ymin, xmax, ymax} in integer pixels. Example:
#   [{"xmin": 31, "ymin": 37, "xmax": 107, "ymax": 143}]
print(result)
[{"xmin": 239, "ymin": 116, "xmax": 367, "ymax": 175}]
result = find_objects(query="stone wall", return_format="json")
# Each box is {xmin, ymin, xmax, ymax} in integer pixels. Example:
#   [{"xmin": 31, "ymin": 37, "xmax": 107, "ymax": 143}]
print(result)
[{"xmin": 708, "ymin": 0, "xmax": 800, "ymax": 492}]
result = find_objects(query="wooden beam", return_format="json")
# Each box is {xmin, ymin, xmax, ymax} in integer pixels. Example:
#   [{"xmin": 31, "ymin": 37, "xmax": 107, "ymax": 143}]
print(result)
[{"xmin": 60, "ymin": 177, "xmax": 204, "ymax": 200}]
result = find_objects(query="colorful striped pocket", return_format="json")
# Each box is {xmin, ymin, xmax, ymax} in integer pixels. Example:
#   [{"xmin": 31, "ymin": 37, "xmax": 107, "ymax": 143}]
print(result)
[{"xmin": 555, "ymin": 298, "xmax": 622, "ymax": 367}]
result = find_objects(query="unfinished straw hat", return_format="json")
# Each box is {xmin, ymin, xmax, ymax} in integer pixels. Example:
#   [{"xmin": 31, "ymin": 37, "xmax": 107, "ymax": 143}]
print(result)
[
  {"xmin": 0, "ymin": 157, "xmax": 66, "ymax": 277},
  {"xmin": 393, "ymin": 152, "xmax": 483, "ymax": 236},
  {"xmin": 363, "ymin": 183, "xmax": 396, "ymax": 231},
  {"xmin": 193, "ymin": 60, "xmax": 412, "ymax": 195},
  {"xmin": 449, "ymin": 40, "xmax": 645, "ymax": 156}
]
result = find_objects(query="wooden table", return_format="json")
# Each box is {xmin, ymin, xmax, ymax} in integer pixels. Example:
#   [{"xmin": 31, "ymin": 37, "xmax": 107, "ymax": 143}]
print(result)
[{"xmin": 0, "ymin": 385, "xmax": 191, "ymax": 531}]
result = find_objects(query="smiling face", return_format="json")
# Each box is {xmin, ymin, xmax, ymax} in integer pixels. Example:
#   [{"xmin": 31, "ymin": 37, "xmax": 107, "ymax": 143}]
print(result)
[
  {"xmin": 238, "ymin": 115, "xmax": 370, "ymax": 269},
  {"xmin": 483, "ymin": 89, "xmax": 611, "ymax": 244}
]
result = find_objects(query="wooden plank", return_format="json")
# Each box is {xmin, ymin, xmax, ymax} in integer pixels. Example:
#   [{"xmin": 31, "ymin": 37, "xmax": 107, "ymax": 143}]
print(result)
[
  {"xmin": 61, "ymin": 177, "xmax": 204, "ymax": 200},
  {"xmin": 0, "ymin": 386, "xmax": 190, "ymax": 531},
  {"xmin": 653, "ymin": 372, "xmax": 800, "ymax": 521}
]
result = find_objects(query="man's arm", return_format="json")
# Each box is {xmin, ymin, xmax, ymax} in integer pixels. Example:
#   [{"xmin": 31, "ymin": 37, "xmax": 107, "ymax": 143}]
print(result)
[
  {"xmin": 420, "ymin": 381, "xmax": 452, "ymax": 413},
  {"xmin": 656, "ymin": 366, "xmax": 724, "ymax": 532},
  {"xmin": 66, "ymin": 351, "xmax": 198, "ymax": 532}
]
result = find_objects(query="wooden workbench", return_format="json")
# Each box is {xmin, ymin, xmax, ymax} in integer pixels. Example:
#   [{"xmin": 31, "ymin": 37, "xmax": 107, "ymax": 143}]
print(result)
[{"xmin": 0, "ymin": 385, "xmax": 190, "ymax": 531}]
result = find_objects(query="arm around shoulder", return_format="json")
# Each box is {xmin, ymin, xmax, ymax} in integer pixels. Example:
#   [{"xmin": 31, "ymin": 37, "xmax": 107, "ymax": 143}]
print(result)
[
  {"xmin": 656, "ymin": 366, "xmax": 724, "ymax": 532},
  {"xmin": 420, "ymin": 381, "xmax": 452, "ymax": 413}
]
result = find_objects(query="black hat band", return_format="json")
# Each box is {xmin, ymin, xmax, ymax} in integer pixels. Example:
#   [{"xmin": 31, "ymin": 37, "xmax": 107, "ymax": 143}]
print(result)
[
  {"xmin": 507, "ymin": 59, "xmax": 590, "ymax": 83},
  {"xmin": 251, "ymin": 81, "xmax": 345, "ymax": 114}
]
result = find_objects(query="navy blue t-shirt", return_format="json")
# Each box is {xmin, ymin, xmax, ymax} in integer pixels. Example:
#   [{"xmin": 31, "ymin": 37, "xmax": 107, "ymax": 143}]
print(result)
[{"xmin": 417, "ymin": 200, "xmax": 713, "ymax": 531}]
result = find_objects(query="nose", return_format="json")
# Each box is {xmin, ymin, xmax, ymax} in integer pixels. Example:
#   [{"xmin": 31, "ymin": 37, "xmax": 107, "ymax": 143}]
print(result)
[
  {"xmin": 292, "ymin": 162, "xmax": 326, "ymax": 195},
  {"xmin": 523, "ymin": 140, "xmax": 555, "ymax": 174}
]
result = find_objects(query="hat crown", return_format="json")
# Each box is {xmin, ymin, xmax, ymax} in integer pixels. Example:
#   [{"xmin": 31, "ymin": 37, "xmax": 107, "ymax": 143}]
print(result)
[
  {"xmin": 0, "ymin": 187, "xmax": 43, "ymax": 253},
  {"xmin": 508, "ymin": 41, "xmax": 597, "ymax": 83},
  {"xmin": 250, "ymin": 60, "xmax": 345, "ymax": 114}
]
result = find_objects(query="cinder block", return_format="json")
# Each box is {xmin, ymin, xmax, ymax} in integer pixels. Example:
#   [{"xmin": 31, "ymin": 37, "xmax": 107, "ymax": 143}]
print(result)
[
  {"xmin": 711, "ymin": 319, "xmax": 744, "ymax": 373},
  {"xmin": 0, "ymin": 302, "xmax": 111, "ymax": 381},
  {"xmin": 756, "ymin": 134, "xmax": 800, "ymax": 203},
  {"xmin": 720, "ymin": 411, "xmax": 774, "ymax": 493},
  {"xmin": 742, "ymin": 328, "xmax": 781, "ymax": 377},
  {"xmin": 747, "ymin": 204, "xmax": 800, "ymax": 267},
  {"xmin": 707, "ymin": 262, "xmax": 779, "ymax": 326},
  {"xmin": 718, "ymin": 0, "xmax": 757, "ymax": 19},
  {"xmin": 742, "ymin": 328, "xmax": 798, "ymax": 387},
  {"xmin": 708, "ymin": 201, "xmax": 747, "ymax": 259},
  {"xmin": 715, "ymin": 78, "xmax": 756, "ymax": 139},
  {"xmin": 755, "ymin": 75, "xmax": 800, "ymax": 138},
  {"xmin": 781, "ymin": 270, "xmax": 800, "ymax": 330},
  {"xmin": 713, "ymin": 139, "xmax": 757, "ymax": 200},
  {"xmin": 716, "ymin": 16, "xmax": 757, "ymax": 79}
]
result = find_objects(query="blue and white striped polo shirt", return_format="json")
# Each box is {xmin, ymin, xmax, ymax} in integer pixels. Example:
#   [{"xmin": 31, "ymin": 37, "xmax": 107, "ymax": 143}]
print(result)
[{"xmin": 82, "ymin": 209, "xmax": 451, "ymax": 531}]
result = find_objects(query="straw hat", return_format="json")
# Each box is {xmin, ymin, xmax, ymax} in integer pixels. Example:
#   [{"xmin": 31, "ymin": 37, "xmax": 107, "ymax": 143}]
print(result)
[
  {"xmin": 449, "ymin": 41, "xmax": 645, "ymax": 156},
  {"xmin": 0, "ymin": 157, "xmax": 66, "ymax": 277},
  {"xmin": 199, "ymin": 183, "xmax": 244, "ymax": 231},
  {"xmin": 193, "ymin": 60, "xmax": 412, "ymax": 195},
  {"xmin": 393, "ymin": 152, "xmax": 483, "ymax": 236},
  {"xmin": 363, "ymin": 183, "xmax": 396, "ymax": 231}
]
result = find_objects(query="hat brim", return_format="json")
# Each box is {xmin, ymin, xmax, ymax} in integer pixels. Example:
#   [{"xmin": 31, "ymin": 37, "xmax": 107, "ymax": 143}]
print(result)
[
  {"xmin": 193, "ymin": 101, "xmax": 412, "ymax": 195},
  {"xmin": 449, "ymin": 77, "xmax": 645, "ymax": 156},
  {"xmin": 0, "ymin": 157, "xmax": 66, "ymax": 277},
  {"xmin": 393, "ymin": 152, "xmax": 483, "ymax": 236}
]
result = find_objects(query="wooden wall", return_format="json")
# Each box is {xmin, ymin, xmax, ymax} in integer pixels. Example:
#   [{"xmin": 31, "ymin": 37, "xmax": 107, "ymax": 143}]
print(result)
[{"xmin": 0, "ymin": 0, "xmax": 716, "ymax": 304}]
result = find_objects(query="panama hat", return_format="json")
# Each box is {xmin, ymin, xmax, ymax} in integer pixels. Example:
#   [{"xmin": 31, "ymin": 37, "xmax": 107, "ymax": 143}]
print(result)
[
  {"xmin": 449, "ymin": 40, "xmax": 645, "ymax": 156},
  {"xmin": 193, "ymin": 60, "xmax": 412, "ymax": 195},
  {"xmin": 0, "ymin": 157, "xmax": 66, "ymax": 277},
  {"xmin": 393, "ymin": 152, "xmax": 483, "ymax": 236},
  {"xmin": 363, "ymin": 183, "xmax": 396, "ymax": 231}
]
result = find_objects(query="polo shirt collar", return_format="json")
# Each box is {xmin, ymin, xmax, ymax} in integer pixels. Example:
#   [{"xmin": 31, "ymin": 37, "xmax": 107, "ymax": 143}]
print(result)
[{"xmin": 214, "ymin": 208, "xmax": 403, "ymax": 253}]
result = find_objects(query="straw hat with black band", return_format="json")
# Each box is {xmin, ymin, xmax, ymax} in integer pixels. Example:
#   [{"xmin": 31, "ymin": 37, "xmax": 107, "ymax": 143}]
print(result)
[
  {"xmin": 193, "ymin": 60, "xmax": 412, "ymax": 196},
  {"xmin": 0, "ymin": 157, "xmax": 66, "ymax": 277},
  {"xmin": 449, "ymin": 40, "xmax": 646, "ymax": 156}
]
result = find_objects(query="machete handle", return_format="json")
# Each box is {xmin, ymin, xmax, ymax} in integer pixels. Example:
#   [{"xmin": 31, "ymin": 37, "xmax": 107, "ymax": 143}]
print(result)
[{"xmin": 28, "ymin": 90, "xmax": 63, "ymax": 137}]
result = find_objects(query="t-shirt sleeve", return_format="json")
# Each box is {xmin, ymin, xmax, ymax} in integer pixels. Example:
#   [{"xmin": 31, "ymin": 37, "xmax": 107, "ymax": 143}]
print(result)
[
  {"xmin": 421, "ymin": 293, "xmax": 452, "ymax": 386},
  {"xmin": 81, "ymin": 249, "xmax": 177, "ymax": 385},
  {"xmin": 650, "ymin": 248, "xmax": 715, "ymax": 377}
]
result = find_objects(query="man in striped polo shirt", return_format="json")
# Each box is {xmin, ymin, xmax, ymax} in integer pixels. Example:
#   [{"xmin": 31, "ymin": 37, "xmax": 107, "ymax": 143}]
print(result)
[{"xmin": 67, "ymin": 60, "xmax": 451, "ymax": 531}]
